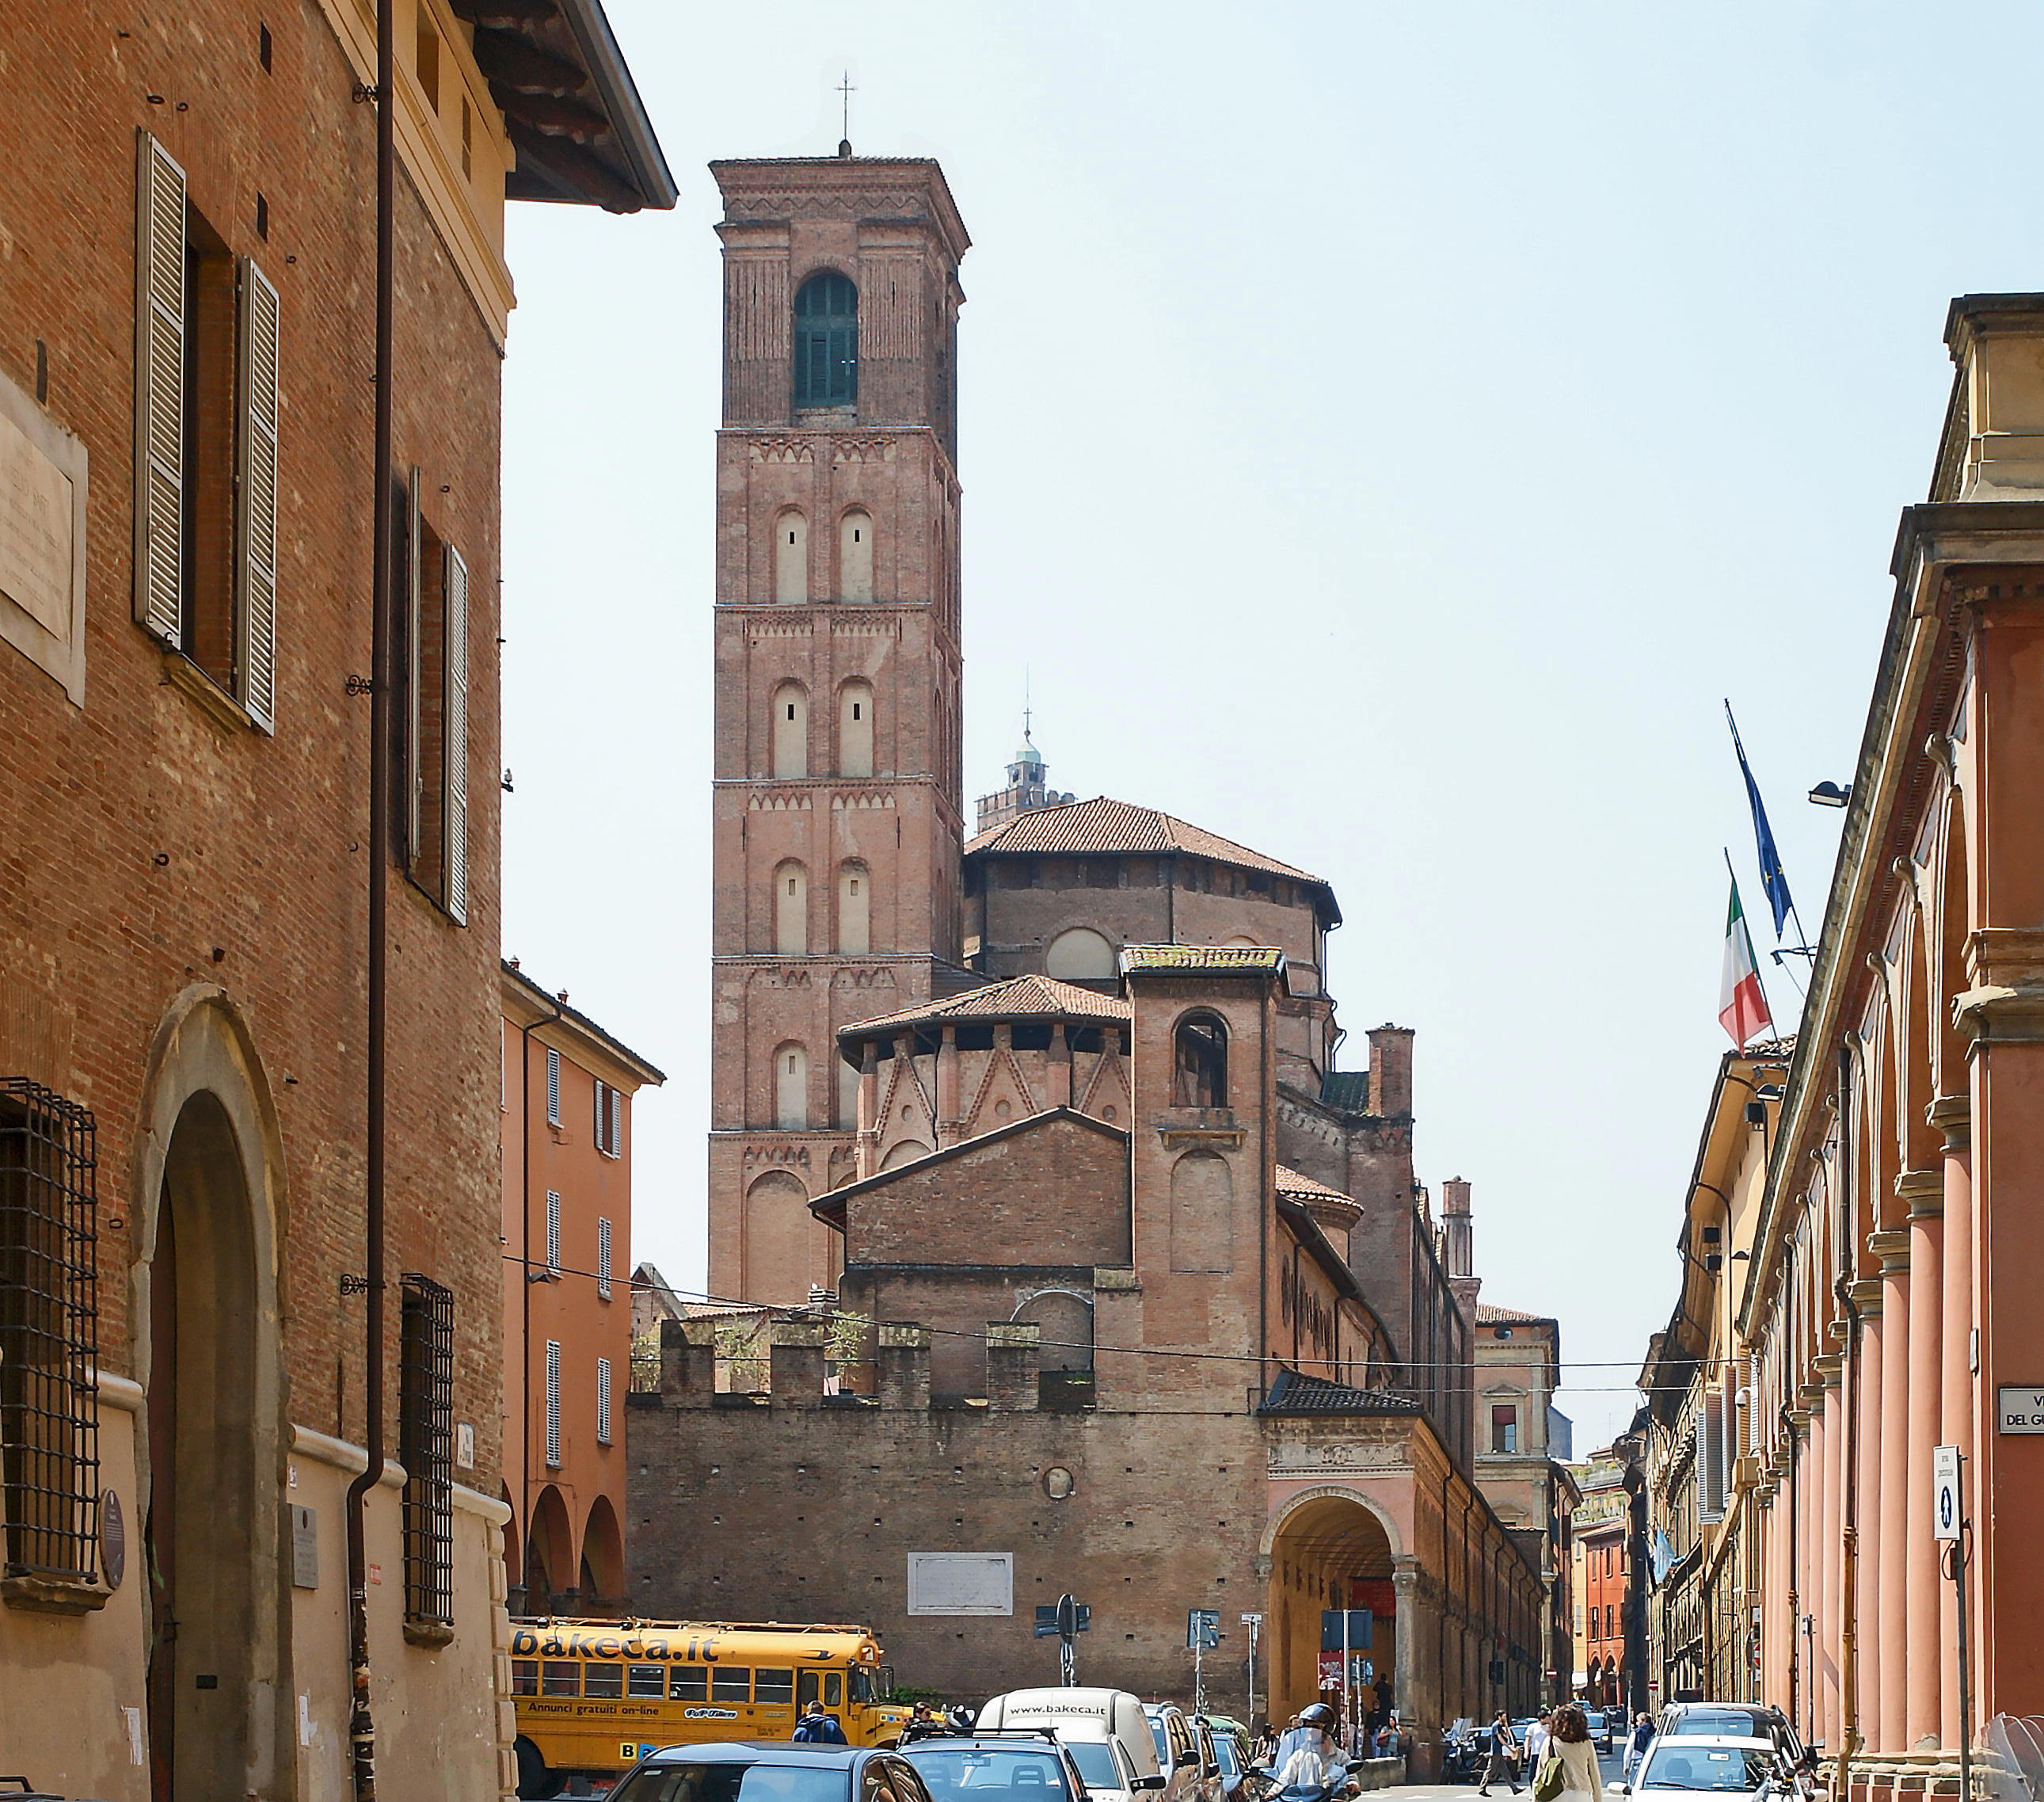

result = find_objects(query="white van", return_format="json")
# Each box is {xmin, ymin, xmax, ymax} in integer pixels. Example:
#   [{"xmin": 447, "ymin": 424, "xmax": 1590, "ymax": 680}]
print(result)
[{"xmin": 978, "ymin": 1689, "xmax": 1166, "ymax": 1802}]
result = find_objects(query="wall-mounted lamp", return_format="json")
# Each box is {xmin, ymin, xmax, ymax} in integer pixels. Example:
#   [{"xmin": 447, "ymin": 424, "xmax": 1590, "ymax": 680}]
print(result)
[
  {"xmin": 1744, "ymin": 1101, "xmax": 1768, "ymax": 1128},
  {"xmin": 1808, "ymin": 781, "xmax": 1850, "ymax": 808}
]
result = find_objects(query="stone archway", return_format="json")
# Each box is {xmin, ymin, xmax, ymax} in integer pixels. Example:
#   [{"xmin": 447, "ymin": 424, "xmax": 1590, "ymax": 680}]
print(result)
[
  {"xmin": 130, "ymin": 985, "xmax": 289, "ymax": 1800},
  {"xmin": 527, "ymin": 1483, "xmax": 575, "ymax": 1609},
  {"xmin": 582, "ymin": 1493, "xmax": 625, "ymax": 1606},
  {"xmin": 1266, "ymin": 1488, "xmax": 1402, "ymax": 1741}
]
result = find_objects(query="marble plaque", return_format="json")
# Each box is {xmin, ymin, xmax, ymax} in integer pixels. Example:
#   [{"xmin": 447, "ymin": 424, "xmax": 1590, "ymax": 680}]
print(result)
[{"xmin": 0, "ymin": 404, "xmax": 73, "ymax": 638}]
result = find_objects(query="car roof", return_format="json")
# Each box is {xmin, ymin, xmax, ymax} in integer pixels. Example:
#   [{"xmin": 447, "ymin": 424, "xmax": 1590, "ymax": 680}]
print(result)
[
  {"xmin": 1649, "ymin": 1735, "xmax": 1776, "ymax": 1753},
  {"xmin": 642, "ymin": 1742, "xmax": 875, "ymax": 1766}
]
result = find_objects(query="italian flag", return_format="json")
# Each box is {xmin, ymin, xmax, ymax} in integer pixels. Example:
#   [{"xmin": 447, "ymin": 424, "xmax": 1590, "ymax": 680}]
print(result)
[{"xmin": 1719, "ymin": 877, "xmax": 1773, "ymax": 1047}]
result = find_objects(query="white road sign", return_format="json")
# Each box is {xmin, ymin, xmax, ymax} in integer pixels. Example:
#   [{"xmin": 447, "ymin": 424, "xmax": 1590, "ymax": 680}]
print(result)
[
  {"xmin": 1997, "ymin": 1387, "xmax": 2044, "ymax": 1433},
  {"xmin": 1932, "ymin": 1445, "xmax": 1962, "ymax": 1542}
]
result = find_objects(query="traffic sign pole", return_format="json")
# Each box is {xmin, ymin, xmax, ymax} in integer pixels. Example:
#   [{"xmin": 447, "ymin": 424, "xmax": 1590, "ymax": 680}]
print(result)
[
  {"xmin": 1242, "ymin": 1613, "xmax": 1262, "ymax": 1724},
  {"xmin": 1936, "ymin": 1449, "xmax": 1971, "ymax": 1802}
]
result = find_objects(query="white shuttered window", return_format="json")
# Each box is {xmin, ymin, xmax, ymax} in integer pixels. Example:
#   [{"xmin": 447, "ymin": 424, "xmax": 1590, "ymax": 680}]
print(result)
[
  {"xmin": 545, "ymin": 1189, "xmax": 561, "ymax": 1274},
  {"xmin": 597, "ymin": 1217, "xmax": 613, "ymax": 1300},
  {"xmin": 235, "ymin": 258, "xmax": 280, "ymax": 730},
  {"xmin": 544, "ymin": 1340, "xmax": 561, "ymax": 1468},
  {"xmin": 134, "ymin": 131, "xmax": 187, "ymax": 646},
  {"xmin": 545, "ymin": 1048, "xmax": 561, "ymax": 1126},
  {"xmin": 596, "ymin": 1357, "xmax": 612, "ymax": 1446}
]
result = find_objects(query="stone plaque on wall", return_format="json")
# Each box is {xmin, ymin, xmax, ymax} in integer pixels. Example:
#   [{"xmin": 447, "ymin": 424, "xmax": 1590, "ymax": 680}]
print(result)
[
  {"xmin": 291, "ymin": 1504, "xmax": 319, "ymax": 1589},
  {"xmin": 0, "ymin": 367, "xmax": 87, "ymax": 704},
  {"xmin": 906, "ymin": 1551, "xmax": 1012, "ymax": 1616}
]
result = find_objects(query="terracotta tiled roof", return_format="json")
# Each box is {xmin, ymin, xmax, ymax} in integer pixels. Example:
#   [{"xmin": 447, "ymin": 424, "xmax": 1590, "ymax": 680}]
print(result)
[
  {"xmin": 964, "ymin": 796, "xmax": 1329, "ymax": 889},
  {"xmin": 1258, "ymin": 1369, "xmax": 1423, "ymax": 1416},
  {"xmin": 839, "ymin": 973, "xmax": 1131, "ymax": 1041},
  {"xmin": 1475, "ymin": 1302, "xmax": 1552, "ymax": 1325},
  {"xmin": 1275, "ymin": 1165, "xmax": 1354, "ymax": 1203},
  {"xmin": 1120, "ymin": 944, "xmax": 1285, "ymax": 974}
]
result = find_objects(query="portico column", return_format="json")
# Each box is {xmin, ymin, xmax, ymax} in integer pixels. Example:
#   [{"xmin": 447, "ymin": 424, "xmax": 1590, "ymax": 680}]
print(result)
[
  {"xmin": 1391, "ymin": 1554, "xmax": 1421, "ymax": 1726},
  {"xmin": 1901, "ymin": 1170, "xmax": 1945, "ymax": 1751},
  {"xmin": 1932, "ymin": 1096, "xmax": 1973, "ymax": 1756},
  {"xmin": 1869, "ymin": 1228, "xmax": 1910, "ymax": 1754},
  {"xmin": 1852, "ymin": 1274, "xmax": 1885, "ymax": 1757},
  {"xmin": 1816, "ymin": 1362, "xmax": 1844, "ymax": 1753}
]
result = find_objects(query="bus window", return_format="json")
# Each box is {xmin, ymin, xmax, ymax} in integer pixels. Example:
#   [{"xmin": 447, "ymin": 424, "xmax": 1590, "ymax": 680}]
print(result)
[
  {"xmin": 512, "ymin": 1661, "xmax": 539, "ymax": 1696},
  {"xmin": 850, "ymin": 1669, "xmax": 874, "ymax": 1705},
  {"xmin": 756, "ymin": 1668, "xmax": 795, "ymax": 1705},
  {"xmin": 628, "ymin": 1665, "xmax": 666, "ymax": 1698},
  {"xmin": 826, "ymin": 1673, "xmax": 843, "ymax": 1709},
  {"xmin": 800, "ymin": 1670, "xmax": 843, "ymax": 1709},
  {"xmin": 672, "ymin": 1667, "xmax": 709, "ymax": 1701},
  {"xmin": 585, "ymin": 1662, "xmax": 624, "ymax": 1699},
  {"xmin": 798, "ymin": 1671, "xmax": 821, "ymax": 1709},
  {"xmin": 542, "ymin": 1663, "xmax": 580, "ymax": 1697},
  {"xmin": 711, "ymin": 1667, "xmax": 752, "ymax": 1704}
]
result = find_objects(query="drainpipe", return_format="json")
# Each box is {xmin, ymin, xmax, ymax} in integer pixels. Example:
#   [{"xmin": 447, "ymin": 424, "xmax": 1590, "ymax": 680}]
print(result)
[
  {"xmin": 1833, "ymin": 1048, "xmax": 1863, "ymax": 1800},
  {"xmin": 515, "ymin": 994, "xmax": 563, "ymax": 1604},
  {"xmin": 344, "ymin": 1, "xmax": 395, "ymax": 1794}
]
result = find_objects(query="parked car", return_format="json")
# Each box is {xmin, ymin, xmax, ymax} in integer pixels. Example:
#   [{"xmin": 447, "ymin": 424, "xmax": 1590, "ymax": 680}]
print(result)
[
  {"xmin": 1656, "ymin": 1705, "xmax": 1811, "ymax": 1774},
  {"xmin": 603, "ymin": 1740, "xmax": 935, "ymax": 1802},
  {"xmin": 1207, "ymin": 1726, "xmax": 1251, "ymax": 1802},
  {"xmin": 1615, "ymin": 1734, "xmax": 1798, "ymax": 1800},
  {"xmin": 1144, "ymin": 1702, "xmax": 1218, "ymax": 1802},
  {"xmin": 1583, "ymin": 1711, "xmax": 1613, "ymax": 1754}
]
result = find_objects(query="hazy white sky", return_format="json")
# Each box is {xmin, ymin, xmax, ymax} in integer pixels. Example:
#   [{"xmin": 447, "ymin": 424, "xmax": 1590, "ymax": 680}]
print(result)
[{"xmin": 497, "ymin": 1, "xmax": 2044, "ymax": 1450}]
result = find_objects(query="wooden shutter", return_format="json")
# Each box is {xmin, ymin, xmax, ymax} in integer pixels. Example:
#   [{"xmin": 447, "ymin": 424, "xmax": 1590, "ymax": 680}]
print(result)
[
  {"xmin": 545, "ymin": 1047, "xmax": 560, "ymax": 1125},
  {"xmin": 134, "ymin": 131, "xmax": 187, "ymax": 645},
  {"xmin": 544, "ymin": 1340, "xmax": 561, "ymax": 1467},
  {"xmin": 597, "ymin": 1217, "xmax": 612, "ymax": 1299},
  {"xmin": 235, "ymin": 257, "xmax": 280, "ymax": 730},
  {"xmin": 405, "ymin": 467, "xmax": 424, "ymax": 859},
  {"xmin": 596, "ymin": 1357, "xmax": 612, "ymax": 1446},
  {"xmin": 545, "ymin": 1188, "xmax": 561, "ymax": 1271},
  {"xmin": 442, "ymin": 542, "xmax": 470, "ymax": 924}
]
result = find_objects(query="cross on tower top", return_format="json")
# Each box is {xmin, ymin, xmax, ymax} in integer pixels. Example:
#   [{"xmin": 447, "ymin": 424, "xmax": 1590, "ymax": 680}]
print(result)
[{"xmin": 836, "ymin": 72, "xmax": 856, "ymax": 157}]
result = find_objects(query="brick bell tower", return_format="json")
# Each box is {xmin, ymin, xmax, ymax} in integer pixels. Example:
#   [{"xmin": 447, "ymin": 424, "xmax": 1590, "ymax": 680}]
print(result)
[{"xmin": 706, "ymin": 154, "xmax": 970, "ymax": 1304}]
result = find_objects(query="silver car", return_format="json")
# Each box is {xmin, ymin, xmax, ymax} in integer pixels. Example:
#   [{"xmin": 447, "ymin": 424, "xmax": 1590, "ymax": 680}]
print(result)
[{"xmin": 1616, "ymin": 1734, "xmax": 1799, "ymax": 1800}]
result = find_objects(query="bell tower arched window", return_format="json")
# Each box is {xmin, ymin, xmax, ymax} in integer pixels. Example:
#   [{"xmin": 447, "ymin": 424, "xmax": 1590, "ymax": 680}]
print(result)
[
  {"xmin": 794, "ymin": 272, "xmax": 858, "ymax": 407},
  {"xmin": 1172, "ymin": 1012, "xmax": 1228, "ymax": 1109}
]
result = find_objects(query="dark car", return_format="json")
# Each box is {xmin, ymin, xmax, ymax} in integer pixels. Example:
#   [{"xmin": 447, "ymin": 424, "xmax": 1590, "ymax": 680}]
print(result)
[
  {"xmin": 899, "ymin": 1729, "xmax": 1094, "ymax": 1802},
  {"xmin": 608, "ymin": 1741, "xmax": 938, "ymax": 1802}
]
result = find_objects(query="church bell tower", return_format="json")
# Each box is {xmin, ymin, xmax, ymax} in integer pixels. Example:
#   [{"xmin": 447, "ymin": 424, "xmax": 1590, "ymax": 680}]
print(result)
[{"xmin": 706, "ymin": 155, "xmax": 970, "ymax": 1303}]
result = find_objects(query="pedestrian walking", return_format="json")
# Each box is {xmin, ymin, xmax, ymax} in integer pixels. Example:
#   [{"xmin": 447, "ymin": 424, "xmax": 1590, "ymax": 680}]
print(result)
[
  {"xmin": 1479, "ymin": 1711, "xmax": 1523, "ymax": 1796},
  {"xmin": 1524, "ymin": 1709, "xmax": 1554, "ymax": 1770},
  {"xmin": 1623, "ymin": 1714, "xmax": 1654, "ymax": 1782},
  {"xmin": 794, "ymin": 1701, "xmax": 848, "ymax": 1744},
  {"xmin": 1540, "ymin": 1705, "xmax": 1603, "ymax": 1800}
]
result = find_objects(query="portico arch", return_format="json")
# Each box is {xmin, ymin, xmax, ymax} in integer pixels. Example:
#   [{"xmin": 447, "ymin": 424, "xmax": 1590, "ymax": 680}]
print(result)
[{"xmin": 1266, "ymin": 1486, "xmax": 1402, "ymax": 1733}]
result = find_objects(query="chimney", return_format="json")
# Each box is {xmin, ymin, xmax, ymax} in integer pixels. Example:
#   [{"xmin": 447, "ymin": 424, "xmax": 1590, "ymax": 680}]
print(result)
[
  {"xmin": 1367, "ymin": 1024, "xmax": 1414, "ymax": 1118},
  {"xmin": 1441, "ymin": 1176, "xmax": 1474, "ymax": 1278},
  {"xmin": 1943, "ymin": 295, "xmax": 2044, "ymax": 498}
]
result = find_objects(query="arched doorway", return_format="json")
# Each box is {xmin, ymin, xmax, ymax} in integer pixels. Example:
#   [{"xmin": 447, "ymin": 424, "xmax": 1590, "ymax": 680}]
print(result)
[
  {"xmin": 147, "ymin": 1089, "xmax": 267, "ymax": 1799},
  {"xmin": 1268, "ymin": 1490, "xmax": 1399, "ymax": 1738}
]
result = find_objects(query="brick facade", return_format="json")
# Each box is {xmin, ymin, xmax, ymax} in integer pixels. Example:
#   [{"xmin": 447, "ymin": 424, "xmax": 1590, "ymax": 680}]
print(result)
[{"xmin": 0, "ymin": 2, "xmax": 668, "ymax": 1794}]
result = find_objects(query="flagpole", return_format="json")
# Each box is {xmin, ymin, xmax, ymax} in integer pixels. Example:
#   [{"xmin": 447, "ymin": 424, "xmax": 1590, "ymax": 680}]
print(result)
[{"xmin": 1725, "ymin": 846, "xmax": 1779, "ymax": 1041}]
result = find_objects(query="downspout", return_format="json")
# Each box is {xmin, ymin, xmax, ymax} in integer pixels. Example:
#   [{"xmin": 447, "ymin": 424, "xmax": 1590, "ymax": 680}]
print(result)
[
  {"xmin": 1833, "ymin": 1048, "xmax": 1863, "ymax": 1797},
  {"xmin": 1258, "ymin": 984, "xmax": 1269, "ymax": 1401},
  {"xmin": 515, "ymin": 994, "xmax": 563, "ymax": 1603},
  {"xmin": 344, "ymin": 2, "xmax": 395, "ymax": 1794}
]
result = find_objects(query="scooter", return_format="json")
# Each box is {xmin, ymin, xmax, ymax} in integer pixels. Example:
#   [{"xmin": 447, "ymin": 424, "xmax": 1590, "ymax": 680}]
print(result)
[{"xmin": 1250, "ymin": 1758, "xmax": 1372, "ymax": 1802}]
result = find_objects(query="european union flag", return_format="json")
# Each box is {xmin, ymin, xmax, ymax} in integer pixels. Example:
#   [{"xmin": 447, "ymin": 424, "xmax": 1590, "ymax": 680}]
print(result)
[{"xmin": 1726, "ymin": 702, "xmax": 1794, "ymax": 939}]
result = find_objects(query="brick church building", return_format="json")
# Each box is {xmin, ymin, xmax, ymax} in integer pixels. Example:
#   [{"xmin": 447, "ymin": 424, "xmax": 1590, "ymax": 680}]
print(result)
[{"xmin": 637, "ymin": 149, "xmax": 1555, "ymax": 1759}]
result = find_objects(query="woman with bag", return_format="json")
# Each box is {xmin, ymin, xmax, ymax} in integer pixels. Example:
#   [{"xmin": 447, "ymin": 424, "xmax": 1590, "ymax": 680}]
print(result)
[{"xmin": 1534, "ymin": 1705, "xmax": 1604, "ymax": 1802}]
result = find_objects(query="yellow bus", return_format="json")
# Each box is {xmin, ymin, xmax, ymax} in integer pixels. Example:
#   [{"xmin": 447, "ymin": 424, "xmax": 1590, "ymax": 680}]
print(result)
[{"xmin": 509, "ymin": 1619, "xmax": 914, "ymax": 1796}]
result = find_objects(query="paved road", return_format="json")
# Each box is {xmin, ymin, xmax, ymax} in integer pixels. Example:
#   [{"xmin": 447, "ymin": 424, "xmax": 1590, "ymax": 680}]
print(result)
[{"xmin": 1394, "ymin": 1747, "xmax": 1628, "ymax": 1800}]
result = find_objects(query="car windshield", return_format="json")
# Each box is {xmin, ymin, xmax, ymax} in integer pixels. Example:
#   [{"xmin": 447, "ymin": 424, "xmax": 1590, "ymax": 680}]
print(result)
[
  {"xmin": 1642, "ymin": 1749, "xmax": 1776, "ymax": 1792},
  {"xmin": 1148, "ymin": 1724, "xmax": 1168, "ymax": 1764},
  {"xmin": 1667, "ymin": 1715, "xmax": 1766, "ymax": 1739},
  {"xmin": 615, "ymin": 1766, "xmax": 851, "ymax": 1802},
  {"xmin": 1061, "ymin": 1743, "xmax": 1121, "ymax": 1791},
  {"xmin": 1212, "ymin": 1740, "xmax": 1240, "ymax": 1778},
  {"xmin": 904, "ymin": 1748, "xmax": 1073, "ymax": 1802}
]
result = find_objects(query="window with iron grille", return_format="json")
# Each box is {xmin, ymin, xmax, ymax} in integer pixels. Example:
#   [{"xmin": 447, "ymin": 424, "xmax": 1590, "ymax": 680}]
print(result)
[
  {"xmin": 596, "ymin": 1217, "xmax": 612, "ymax": 1301},
  {"xmin": 544, "ymin": 1340, "xmax": 561, "ymax": 1468},
  {"xmin": 398, "ymin": 1272, "xmax": 454, "ymax": 1631},
  {"xmin": 0, "ymin": 1080, "xmax": 101, "ymax": 1586},
  {"xmin": 545, "ymin": 1191, "xmax": 561, "ymax": 1274},
  {"xmin": 596, "ymin": 1356, "xmax": 612, "ymax": 1446},
  {"xmin": 545, "ymin": 1047, "xmax": 561, "ymax": 1126}
]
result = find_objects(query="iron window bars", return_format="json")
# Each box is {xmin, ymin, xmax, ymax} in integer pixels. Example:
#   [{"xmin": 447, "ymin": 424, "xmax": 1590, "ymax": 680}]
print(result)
[
  {"xmin": 0, "ymin": 1079, "xmax": 101, "ymax": 1584},
  {"xmin": 398, "ymin": 1272, "xmax": 454, "ymax": 1629}
]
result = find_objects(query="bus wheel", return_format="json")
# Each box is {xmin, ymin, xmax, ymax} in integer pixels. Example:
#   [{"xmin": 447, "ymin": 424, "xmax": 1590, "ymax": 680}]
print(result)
[{"xmin": 516, "ymin": 1736, "xmax": 561, "ymax": 1800}]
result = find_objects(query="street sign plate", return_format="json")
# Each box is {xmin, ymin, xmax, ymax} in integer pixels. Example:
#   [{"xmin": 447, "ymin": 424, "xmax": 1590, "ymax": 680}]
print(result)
[
  {"xmin": 1932, "ymin": 1444, "xmax": 1962, "ymax": 1542},
  {"xmin": 1239, "ymin": 1612, "xmax": 1263, "ymax": 1625},
  {"xmin": 1187, "ymin": 1608, "xmax": 1220, "ymax": 1648},
  {"xmin": 1997, "ymin": 1387, "xmax": 2044, "ymax": 1433}
]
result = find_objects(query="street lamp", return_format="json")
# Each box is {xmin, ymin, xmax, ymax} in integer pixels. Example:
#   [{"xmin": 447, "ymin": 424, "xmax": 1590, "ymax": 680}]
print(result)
[{"xmin": 1807, "ymin": 782, "xmax": 1849, "ymax": 808}]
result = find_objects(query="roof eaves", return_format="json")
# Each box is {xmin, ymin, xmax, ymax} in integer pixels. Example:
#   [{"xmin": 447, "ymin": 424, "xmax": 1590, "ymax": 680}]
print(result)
[
  {"xmin": 811, "ymin": 1107, "xmax": 1129, "ymax": 1222},
  {"xmin": 552, "ymin": 0, "xmax": 679, "ymax": 209},
  {"xmin": 500, "ymin": 959, "xmax": 668, "ymax": 1085}
]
